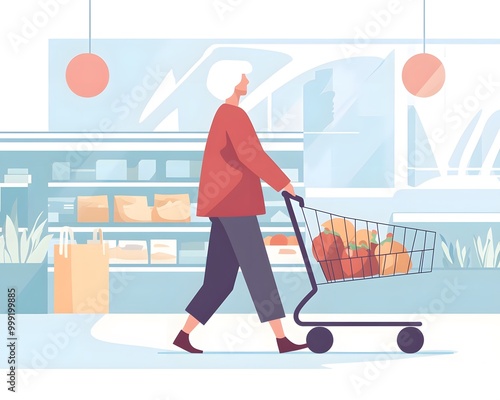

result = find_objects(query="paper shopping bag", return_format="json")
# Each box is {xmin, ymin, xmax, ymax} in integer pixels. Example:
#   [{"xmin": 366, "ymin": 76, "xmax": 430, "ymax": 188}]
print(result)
[
  {"xmin": 54, "ymin": 228, "xmax": 110, "ymax": 313},
  {"xmin": 77, "ymin": 195, "xmax": 109, "ymax": 223}
]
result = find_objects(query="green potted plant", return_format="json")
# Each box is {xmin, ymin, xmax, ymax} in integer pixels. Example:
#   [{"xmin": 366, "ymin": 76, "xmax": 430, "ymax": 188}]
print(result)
[{"xmin": 0, "ymin": 202, "xmax": 53, "ymax": 314}]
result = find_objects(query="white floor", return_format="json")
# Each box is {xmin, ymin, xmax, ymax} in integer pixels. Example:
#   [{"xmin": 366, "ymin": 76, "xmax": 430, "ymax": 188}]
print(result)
[{"xmin": 4, "ymin": 313, "xmax": 499, "ymax": 399}]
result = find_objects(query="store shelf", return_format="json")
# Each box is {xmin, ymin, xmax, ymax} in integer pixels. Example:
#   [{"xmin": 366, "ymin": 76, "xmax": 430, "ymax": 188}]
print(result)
[
  {"xmin": 48, "ymin": 181, "xmax": 305, "ymax": 188},
  {"xmin": 48, "ymin": 226, "xmax": 305, "ymax": 233},
  {"xmin": 0, "ymin": 132, "xmax": 304, "ymax": 140},
  {"xmin": 0, "ymin": 183, "xmax": 29, "ymax": 188},
  {"xmin": 0, "ymin": 227, "xmax": 28, "ymax": 233},
  {"xmin": 304, "ymin": 131, "xmax": 360, "ymax": 135},
  {"xmin": 392, "ymin": 212, "xmax": 500, "ymax": 223},
  {"xmin": 49, "ymin": 182, "xmax": 200, "ymax": 188},
  {"xmin": 0, "ymin": 142, "xmax": 303, "ymax": 152},
  {"xmin": 306, "ymin": 188, "xmax": 398, "ymax": 198},
  {"xmin": 47, "ymin": 266, "xmax": 306, "ymax": 273}
]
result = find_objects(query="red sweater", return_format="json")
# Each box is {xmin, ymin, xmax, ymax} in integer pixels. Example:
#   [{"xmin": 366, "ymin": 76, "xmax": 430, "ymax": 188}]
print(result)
[{"xmin": 196, "ymin": 104, "xmax": 290, "ymax": 217}]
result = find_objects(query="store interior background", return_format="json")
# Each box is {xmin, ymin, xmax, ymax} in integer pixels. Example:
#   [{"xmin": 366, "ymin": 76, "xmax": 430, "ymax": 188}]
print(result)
[{"xmin": 1, "ymin": 0, "xmax": 500, "ymax": 315}]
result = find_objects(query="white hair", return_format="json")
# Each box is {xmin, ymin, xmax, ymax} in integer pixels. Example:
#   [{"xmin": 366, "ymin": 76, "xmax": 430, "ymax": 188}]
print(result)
[{"xmin": 206, "ymin": 60, "xmax": 252, "ymax": 100}]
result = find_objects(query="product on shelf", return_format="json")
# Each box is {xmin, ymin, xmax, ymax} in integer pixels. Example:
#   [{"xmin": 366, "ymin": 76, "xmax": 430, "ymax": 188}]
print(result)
[
  {"xmin": 179, "ymin": 241, "xmax": 208, "ymax": 264},
  {"xmin": 270, "ymin": 210, "xmax": 290, "ymax": 223},
  {"xmin": 71, "ymin": 168, "xmax": 95, "ymax": 181},
  {"xmin": 189, "ymin": 160, "xmax": 202, "ymax": 178},
  {"xmin": 52, "ymin": 162, "xmax": 70, "ymax": 181},
  {"xmin": 96, "ymin": 159, "xmax": 127, "ymax": 181},
  {"xmin": 77, "ymin": 195, "xmax": 109, "ymax": 223},
  {"xmin": 114, "ymin": 195, "xmax": 153, "ymax": 223},
  {"xmin": 109, "ymin": 240, "xmax": 148, "ymax": 264},
  {"xmin": 165, "ymin": 160, "xmax": 190, "ymax": 178},
  {"xmin": 263, "ymin": 234, "xmax": 302, "ymax": 264},
  {"xmin": 4, "ymin": 168, "xmax": 31, "ymax": 183},
  {"xmin": 127, "ymin": 159, "xmax": 157, "ymax": 181},
  {"xmin": 48, "ymin": 197, "xmax": 76, "ymax": 223},
  {"xmin": 151, "ymin": 194, "xmax": 191, "ymax": 222},
  {"xmin": 138, "ymin": 160, "xmax": 156, "ymax": 181},
  {"xmin": 375, "ymin": 233, "xmax": 413, "ymax": 275},
  {"xmin": 270, "ymin": 234, "xmax": 288, "ymax": 245},
  {"xmin": 7, "ymin": 168, "xmax": 29, "ymax": 174},
  {"xmin": 263, "ymin": 234, "xmax": 299, "ymax": 246},
  {"xmin": 151, "ymin": 240, "xmax": 177, "ymax": 264}
]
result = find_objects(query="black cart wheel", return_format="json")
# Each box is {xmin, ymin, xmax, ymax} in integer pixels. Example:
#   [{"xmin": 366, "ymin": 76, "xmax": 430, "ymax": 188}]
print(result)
[
  {"xmin": 397, "ymin": 327, "xmax": 424, "ymax": 354},
  {"xmin": 307, "ymin": 327, "xmax": 334, "ymax": 354}
]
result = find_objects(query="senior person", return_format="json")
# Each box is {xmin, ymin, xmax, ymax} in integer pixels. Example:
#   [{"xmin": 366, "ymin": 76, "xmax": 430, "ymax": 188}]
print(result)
[{"xmin": 173, "ymin": 60, "xmax": 307, "ymax": 354}]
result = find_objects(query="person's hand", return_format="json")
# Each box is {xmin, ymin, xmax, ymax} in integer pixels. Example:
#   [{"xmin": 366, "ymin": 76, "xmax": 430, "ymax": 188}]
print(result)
[{"xmin": 283, "ymin": 182, "xmax": 295, "ymax": 196}]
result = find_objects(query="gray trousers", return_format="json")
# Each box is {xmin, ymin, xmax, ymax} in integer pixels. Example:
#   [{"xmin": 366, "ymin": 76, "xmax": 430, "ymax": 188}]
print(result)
[{"xmin": 186, "ymin": 216, "xmax": 286, "ymax": 324}]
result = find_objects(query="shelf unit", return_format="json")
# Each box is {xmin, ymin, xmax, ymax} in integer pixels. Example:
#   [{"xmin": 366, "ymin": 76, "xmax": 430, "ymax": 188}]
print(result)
[
  {"xmin": 48, "ymin": 182, "xmax": 305, "ymax": 188},
  {"xmin": 46, "ymin": 266, "xmax": 307, "ymax": 273},
  {"xmin": 0, "ymin": 131, "xmax": 306, "ymax": 273},
  {"xmin": 48, "ymin": 226, "xmax": 305, "ymax": 233}
]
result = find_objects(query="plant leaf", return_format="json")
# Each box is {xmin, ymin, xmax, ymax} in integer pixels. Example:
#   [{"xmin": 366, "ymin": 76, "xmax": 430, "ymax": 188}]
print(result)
[
  {"xmin": 11, "ymin": 200, "xmax": 19, "ymax": 234},
  {"xmin": 441, "ymin": 241, "xmax": 453, "ymax": 264},
  {"xmin": 4, "ymin": 215, "xmax": 19, "ymax": 263},
  {"xmin": 474, "ymin": 236, "xmax": 485, "ymax": 267},
  {"xmin": 4, "ymin": 249, "xmax": 12, "ymax": 263},
  {"xmin": 19, "ymin": 230, "xmax": 29, "ymax": 263},
  {"xmin": 27, "ymin": 212, "xmax": 43, "ymax": 254},
  {"xmin": 30, "ymin": 219, "xmax": 47, "ymax": 254},
  {"xmin": 26, "ymin": 235, "xmax": 53, "ymax": 263},
  {"xmin": 485, "ymin": 228, "xmax": 494, "ymax": 267},
  {"xmin": 455, "ymin": 240, "xmax": 461, "ymax": 265},
  {"xmin": 494, "ymin": 241, "xmax": 500, "ymax": 268}
]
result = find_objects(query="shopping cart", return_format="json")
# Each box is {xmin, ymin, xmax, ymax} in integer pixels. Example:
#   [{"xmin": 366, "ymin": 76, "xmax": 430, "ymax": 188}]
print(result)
[{"xmin": 282, "ymin": 191, "xmax": 436, "ymax": 354}]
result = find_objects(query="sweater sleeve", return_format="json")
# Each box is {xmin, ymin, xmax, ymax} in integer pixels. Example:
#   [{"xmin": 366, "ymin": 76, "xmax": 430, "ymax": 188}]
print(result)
[{"xmin": 227, "ymin": 108, "xmax": 290, "ymax": 192}]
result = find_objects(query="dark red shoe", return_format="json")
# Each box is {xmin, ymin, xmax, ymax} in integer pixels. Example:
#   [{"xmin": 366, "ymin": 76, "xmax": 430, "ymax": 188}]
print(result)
[
  {"xmin": 277, "ymin": 337, "xmax": 308, "ymax": 353},
  {"xmin": 173, "ymin": 330, "xmax": 203, "ymax": 353}
]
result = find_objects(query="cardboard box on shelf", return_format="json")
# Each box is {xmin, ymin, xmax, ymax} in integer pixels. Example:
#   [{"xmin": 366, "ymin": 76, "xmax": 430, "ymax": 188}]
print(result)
[
  {"xmin": 77, "ymin": 195, "xmax": 109, "ymax": 223},
  {"xmin": 152, "ymin": 194, "xmax": 191, "ymax": 222},
  {"xmin": 114, "ymin": 195, "xmax": 153, "ymax": 223}
]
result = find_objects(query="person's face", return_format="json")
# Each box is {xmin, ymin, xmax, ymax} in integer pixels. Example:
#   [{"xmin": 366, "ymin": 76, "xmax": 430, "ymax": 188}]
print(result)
[{"xmin": 234, "ymin": 74, "xmax": 249, "ymax": 96}]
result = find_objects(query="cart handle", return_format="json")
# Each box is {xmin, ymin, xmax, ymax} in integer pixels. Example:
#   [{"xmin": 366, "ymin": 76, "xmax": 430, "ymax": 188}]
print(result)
[{"xmin": 281, "ymin": 191, "xmax": 305, "ymax": 207}]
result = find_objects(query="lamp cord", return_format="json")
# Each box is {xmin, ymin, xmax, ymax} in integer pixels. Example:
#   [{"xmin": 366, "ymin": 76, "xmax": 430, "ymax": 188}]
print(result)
[
  {"xmin": 423, "ymin": 0, "xmax": 426, "ymax": 53},
  {"xmin": 89, "ymin": 0, "xmax": 92, "ymax": 53}
]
